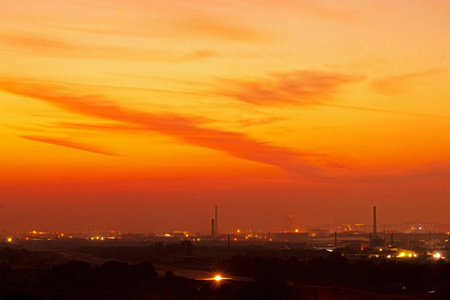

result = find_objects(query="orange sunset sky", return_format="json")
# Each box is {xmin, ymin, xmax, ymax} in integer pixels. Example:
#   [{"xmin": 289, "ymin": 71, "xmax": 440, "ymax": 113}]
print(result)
[{"xmin": 1, "ymin": 0, "xmax": 449, "ymax": 233}]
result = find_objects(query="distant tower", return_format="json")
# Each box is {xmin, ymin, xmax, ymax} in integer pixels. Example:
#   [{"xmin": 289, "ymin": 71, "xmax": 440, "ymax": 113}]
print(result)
[
  {"xmin": 373, "ymin": 206, "xmax": 377, "ymax": 234},
  {"xmin": 283, "ymin": 215, "xmax": 293, "ymax": 232},
  {"xmin": 215, "ymin": 205, "xmax": 218, "ymax": 235},
  {"xmin": 211, "ymin": 219, "xmax": 215, "ymax": 237}
]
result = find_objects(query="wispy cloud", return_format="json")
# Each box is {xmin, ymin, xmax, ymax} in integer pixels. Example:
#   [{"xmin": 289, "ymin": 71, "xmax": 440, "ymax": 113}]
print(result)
[
  {"xmin": 222, "ymin": 70, "xmax": 363, "ymax": 106},
  {"xmin": 327, "ymin": 103, "xmax": 450, "ymax": 120},
  {"xmin": 52, "ymin": 122, "xmax": 150, "ymax": 132},
  {"xmin": 1, "ymin": 79, "xmax": 328, "ymax": 177},
  {"xmin": 417, "ymin": 0, "xmax": 450, "ymax": 17},
  {"xmin": 0, "ymin": 31, "xmax": 220, "ymax": 62},
  {"xmin": 220, "ymin": 69, "xmax": 450, "ymax": 120},
  {"xmin": 178, "ymin": 50, "xmax": 220, "ymax": 61},
  {"xmin": 292, "ymin": 0, "xmax": 359, "ymax": 23},
  {"xmin": 371, "ymin": 69, "xmax": 444, "ymax": 95},
  {"xmin": 237, "ymin": 117, "xmax": 285, "ymax": 127},
  {"xmin": 20, "ymin": 135, "xmax": 118, "ymax": 156},
  {"xmin": 0, "ymin": 33, "xmax": 70, "ymax": 51},
  {"xmin": 183, "ymin": 17, "xmax": 273, "ymax": 43}
]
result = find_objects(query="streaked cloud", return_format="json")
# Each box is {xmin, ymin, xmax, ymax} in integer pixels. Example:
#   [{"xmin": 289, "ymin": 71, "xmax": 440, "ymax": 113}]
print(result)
[
  {"xmin": 183, "ymin": 17, "xmax": 273, "ymax": 43},
  {"xmin": 52, "ymin": 122, "xmax": 150, "ymax": 132},
  {"xmin": 291, "ymin": 0, "xmax": 359, "ymax": 23},
  {"xmin": 1, "ymin": 79, "xmax": 329, "ymax": 177},
  {"xmin": 222, "ymin": 70, "xmax": 363, "ymax": 106},
  {"xmin": 327, "ymin": 103, "xmax": 450, "ymax": 120},
  {"xmin": 0, "ymin": 31, "xmax": 220, "ymax": 62},
  {"xmin": 21, "ymin": 135, "xmax": 118, "ymax": 156},
  {"xmin": 371, "ymin": 69, "xmax": 444, "ymax": 95},
  {"xmin": 221, "ymin": 69, "xmax": 450, "ymax": 120},
  {"xmin": 237, "ymin": 117, "xmax": 285, "ymax": 127}
]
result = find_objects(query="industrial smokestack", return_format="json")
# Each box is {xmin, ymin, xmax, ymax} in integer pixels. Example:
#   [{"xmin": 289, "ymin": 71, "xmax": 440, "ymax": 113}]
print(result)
[
  {"xmin": 373, "ymin": 206, "xmax": 377, "ymax": 234},
  {"xmin": 211, "ymin": 219, "xmax": 215, "ymax": 237},
  {"xmin": 215, "ymin": 205, "xmax": 218, "ymax": 235}
]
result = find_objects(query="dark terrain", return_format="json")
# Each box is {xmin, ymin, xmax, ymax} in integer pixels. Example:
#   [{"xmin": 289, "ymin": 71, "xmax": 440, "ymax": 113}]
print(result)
[{"xmin": 0, "ymin": 240, "xmax": 449, "ymax": 299}]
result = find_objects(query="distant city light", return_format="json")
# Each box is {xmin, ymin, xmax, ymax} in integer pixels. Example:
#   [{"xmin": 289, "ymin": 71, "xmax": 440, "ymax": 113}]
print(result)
[
  {"xmin": 214, "ymin": 275, "xmax": 223, "ymax": 281},
  {"xmin": 236, "ymin": 229, "xmax": 240, "ymax": 233},
  {"xmin": 7, "ymin": 238, "xmax": 12, "ymax": 242},
  {"xmin": 433, "ymin": 253, "xmax": 441, "ymax": 258}
]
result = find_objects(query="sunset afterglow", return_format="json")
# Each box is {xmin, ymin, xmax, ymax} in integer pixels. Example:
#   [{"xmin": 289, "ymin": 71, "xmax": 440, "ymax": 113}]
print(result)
[{"xmin": 1, "ymin": 0, "xmax": 449, "ymax": 232}]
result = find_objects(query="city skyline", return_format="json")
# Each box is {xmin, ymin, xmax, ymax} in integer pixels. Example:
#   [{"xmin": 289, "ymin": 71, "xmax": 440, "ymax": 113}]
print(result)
[{"xmin": 1, "ymin": 0, "xmax": 450, "ymax": 232}]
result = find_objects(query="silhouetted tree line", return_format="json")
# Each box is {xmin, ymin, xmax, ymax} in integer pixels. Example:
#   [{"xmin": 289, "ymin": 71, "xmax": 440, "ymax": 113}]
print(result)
[
  {"xmin": 42, "ymin": 260, "xmax": 159, "ymax": 292},
  {"xmin": 222, "ymin": 252, "xmax": 450, "ymax": 295},
  {"xmin": 0, "ymin": 247, "xmax": 43, "ymax": 265},
  {"xmin": 5, "ymin": 245, "xmax": 450, "ymax": 299},
  {"xmin": 0, "ymin": 259, "xmax": 203, "ymax": 300}
]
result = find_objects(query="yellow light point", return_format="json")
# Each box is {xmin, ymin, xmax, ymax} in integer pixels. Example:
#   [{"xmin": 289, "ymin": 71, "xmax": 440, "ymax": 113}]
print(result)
[
  {"xmin": 7, "ymin": 238, "xmax": 12, "ymax": 242},
  {"xmin": 101, "ymin": 237, "xmax": 104, "ymax": 240},
  {"xmin": 408, "ymin": 254, "xmax": 412, "ymax": 257},
  {"xmin": 387, "ymin": 255, "xmax": 391, "ymax": 258},
  {"xmin": 434, "ymin": 253, "xmax": 441, "ymax": 258},
  {"xmin": 237, "ymin": 229, "xmax": 240, "ymax": 233},
  {"xmin": 234, "ymin": 238, "xmax": 237, "ymax": 241},
  {"xmin": 96, "ymin": 236, "xmax": 100, "ymax": 240},
  {"xmin": 295, "ymin": 229, "xmax": 299, "ymax": 233},
  {"xmin": 414, "ymin": 254, "xmax": 417, "ymax": 257},
  {"xmin": 60, "ymin": 233, "xmax": 64, "ymax": 237},
  {"xmin": 214, "ymin": 275, "xmax": 223, "ymax": 281},
  {"xmin": 399, "ymin": 252, "xmax": 405, "ymax": 257}
]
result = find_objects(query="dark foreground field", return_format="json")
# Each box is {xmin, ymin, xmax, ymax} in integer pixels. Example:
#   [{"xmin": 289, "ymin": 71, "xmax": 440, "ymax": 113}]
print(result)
[{"xmin": 0, "ymin": 241, "xmax": 449, "ymax": 299}]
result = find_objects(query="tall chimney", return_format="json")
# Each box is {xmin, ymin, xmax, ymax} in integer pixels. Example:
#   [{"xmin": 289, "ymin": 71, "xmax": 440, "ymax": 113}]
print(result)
[
  {"xmin": 215, "ymin": 205, "xmax": 218, "ymax": 235},
  {"xmin": 211, "ymin": 219, "xmax": 215, "ymax": 237},
  {"xmin": 373, "ymin": 206, "xmax": 377, "ymax": 234}
]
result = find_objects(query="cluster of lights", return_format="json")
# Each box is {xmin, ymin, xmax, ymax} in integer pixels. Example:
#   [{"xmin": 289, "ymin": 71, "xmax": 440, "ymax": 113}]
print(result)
[
  {"xmin": 385, "ymin": 252, "xmax": 445, "ymax": 259},
  {"xmin": 397, "ymin": 252, "xmax": 417, "ymax": 258}
]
